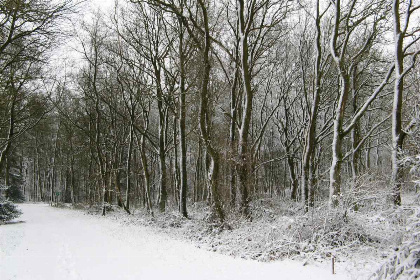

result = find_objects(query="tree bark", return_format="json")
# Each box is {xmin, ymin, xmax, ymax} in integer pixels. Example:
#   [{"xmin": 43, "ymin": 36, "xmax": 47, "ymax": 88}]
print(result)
[
  {"xmin": 301, "ymin": 0, "xmax": 322, "ymax": 210},
  {"xmin": 236, "ymin": 0, "xmax": 255, "ymax": 217},
  {"xmin": 137, "ymin": 131, "xmax": 153, "ymax": 215},
  {"xmin": 229, "ymin": 64, "xmax": 239, "ymax": 208},
  {"xmin": 125, "ymin": 121, "xmax": 134, "ymax": 211},
  {"xmin": 198, "ymin": 0, "xmax": 224, "ymax": 222},
  {"xmin": 391, "ymin": 0, "xmax": 405, "ymax": 206},
  {"xmin": 0, "ymin": 91, "xmax": 16, "ymax": 174},
  {"xmin": 178, "ymin": 16, "xmax": 188, "ymax": 218},
  {"xmin": 153, "ymin": 62, "xmax": 168, "ymax": 213}
]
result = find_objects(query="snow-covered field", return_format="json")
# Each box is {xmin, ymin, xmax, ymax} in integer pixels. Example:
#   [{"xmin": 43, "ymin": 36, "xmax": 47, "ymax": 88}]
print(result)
[{"xmin": 0, "ymin": 204, "xmax": 349, "ymax": 280}]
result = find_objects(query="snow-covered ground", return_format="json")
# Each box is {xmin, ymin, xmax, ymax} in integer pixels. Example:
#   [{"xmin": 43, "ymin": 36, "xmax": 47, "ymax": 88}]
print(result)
[{"xmin": 0, "ymin": 204, "xmax": 349, "ymax": 280}]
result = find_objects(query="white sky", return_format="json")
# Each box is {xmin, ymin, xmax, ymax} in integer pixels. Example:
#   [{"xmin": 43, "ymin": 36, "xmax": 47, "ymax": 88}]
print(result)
[
  {"xmin": 48, "ymin": 0, "xmax": 118, "ymax": 80},
  {"xmin": 88, "ymin": 0, "xmax": 116, "ymax": 13}
]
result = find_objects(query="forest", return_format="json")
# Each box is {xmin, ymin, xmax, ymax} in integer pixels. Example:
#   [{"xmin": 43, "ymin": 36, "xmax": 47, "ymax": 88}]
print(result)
[{"xmin": 1, "ymin": 0, "xmax": 420, "ymax": 278}]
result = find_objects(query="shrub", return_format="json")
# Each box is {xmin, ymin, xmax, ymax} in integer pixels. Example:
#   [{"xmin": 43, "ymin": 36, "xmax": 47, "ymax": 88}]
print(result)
[
  {"xmin": 0, "ymin": 198, "xmax": 22, "ymax": 223},
  {"xmin": 370, "ymin": 207, "xmax": 420, "ymax": 280}
]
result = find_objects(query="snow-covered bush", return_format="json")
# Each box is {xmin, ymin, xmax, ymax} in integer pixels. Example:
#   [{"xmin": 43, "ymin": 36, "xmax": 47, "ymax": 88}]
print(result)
[
  {"xmin": 369, "ymin": 206, "xmax": 420, "ymax": 280},
  {"xmin": 401, "ymin": 154, "xmax": 420, "ymax": 191},
  {"xmin": 401, "ymin": 114, "xmax": 420, "ymax": 194},
  {"xmin": 0, "ymin": 195, "xmax": 22, "ymax": 223},
  {"xmin": 341, "ymin": 172, "xmax": 392, "ymax": 213}
]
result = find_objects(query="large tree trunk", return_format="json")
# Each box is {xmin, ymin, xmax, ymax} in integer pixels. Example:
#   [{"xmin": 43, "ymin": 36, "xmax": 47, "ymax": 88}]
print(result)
[
  {"xmin": 236, "ymin": 0, "xmax": 254, "ymax": 217},
  {"xmin": 198, "ymin": 0, "xmax": 224, "ymax": 222},
  {"xmin": 287, "ymin": 154, "xmax": 298, "ymax": 201},
  {"xmin": 329, "ymin": 0, "xmax": 350, "ymax": 208},
  {"xmin": 329, "ymin": 75, "xmax": 350, "ymax": 208}
]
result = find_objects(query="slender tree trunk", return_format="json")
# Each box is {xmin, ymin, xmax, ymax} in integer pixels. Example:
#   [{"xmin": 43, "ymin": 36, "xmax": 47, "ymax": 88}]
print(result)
[
  {"xmin": 178, "ymin": 23, "xmax": 188, "ymax": 217},
  {"xmin": 194, "ymin": 138, "xmax": 202, "ymax": 203},
  {"xmin": 90, "ymin": 41, "xmax": 107, "ymax": 215},
  {"xmin": 70, "ymin": 151, "xmax": 75, "ymax": 205},
  {"xmin": 150, "ymin": 60, "xmax": 168, "ymax": 213},
  {"xmin": 229, "ymin": 66, "xmax": 239, "ymax": 207},
  {"xmin": 350, "ymin": 67, "xmax": 360, "ymax": 184},
  {"xmin": 50, "ymin": 123, "xmax": 59, "ymax": 206},
  {"xmin": 33, "ymin": 159, "xmax": 36, "ymax": 201},
  {"xmin": 391, "ymin": 0, "xmax": 406, "ymax": 206},
  {"xmin": 36, "ymin": 142, "xmax": 42, "ymax": 201},
  {"xmin": 138, "ymin": 133, "xmax": 153, "ymax": 215},
  {"xmin": 173, "ymin": 115, "xmax": 180, "ymax": 209},
  {"xmin": 301, "ymin": 0, "xmax": 322, "ymax": 210},
  {"xmin": 5, "ymin": 157, "xmax": 10, "ymax": 186},
  {"xmin": 126, "ymin": 121, "xmax": 134, "ymax": 211},
  {"xmin": 329, "ymin": 0, "xmax": 350, "ymax": 207},
  {"xmin": 0, "ymin": 91, "xmax": 16, "ymax": 173}
]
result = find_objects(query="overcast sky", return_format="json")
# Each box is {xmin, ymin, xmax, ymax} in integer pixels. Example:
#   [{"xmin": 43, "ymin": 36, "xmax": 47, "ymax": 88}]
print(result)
[
  {"xmin": 88, "ymin": 0, "xmax": 116, "ymax": 12},
  {"xmin": 47, "ymin": 0, "xmax": 118, "ymax": 81}
]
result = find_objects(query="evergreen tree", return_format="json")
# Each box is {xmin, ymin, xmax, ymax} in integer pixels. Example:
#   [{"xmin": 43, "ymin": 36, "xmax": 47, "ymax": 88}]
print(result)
[{"xmin": 5, "ymin": 185, "xmax": 25, "ymax": 203}]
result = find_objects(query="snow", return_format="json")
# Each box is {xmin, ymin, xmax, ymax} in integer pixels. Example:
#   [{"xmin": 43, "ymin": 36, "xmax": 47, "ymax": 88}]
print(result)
[{"xmin": 0, "ymin": 204, "xmax": 349, "ymax": 280}]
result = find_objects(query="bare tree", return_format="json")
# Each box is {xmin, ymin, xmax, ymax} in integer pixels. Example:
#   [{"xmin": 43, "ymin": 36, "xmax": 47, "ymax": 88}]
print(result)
[
  {"xmin": 391, "ymin": 0, "xmax": 420, "ymax": 205},
  {"xmin": 328, "ymin": 0, "xmax": 393, "ymax": 207}
]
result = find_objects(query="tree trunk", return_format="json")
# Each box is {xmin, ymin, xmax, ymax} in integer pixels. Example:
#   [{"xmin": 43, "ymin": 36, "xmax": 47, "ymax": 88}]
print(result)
[
  {"xmin": 329, "ymin": 0, "xmax": 350, "ymax": 207},
  {"xmin": 70, "ymin": 152, "xmax": 75, "ymax": 205},
  {"xmin": 236, "ymin": 0, "xmax": 253, "ymax": 218},
  {"xmin": 0, "ymin": 90, "xmax": 16, "ymax": 174},
  {"xmin": 139, "ymin": 133, "xmax": 153, "ymax": 215},
  {"xmin": 329, "ymin": 75, "xmax": 349, "ymax": 208},
  {"xmin": 229, "ymin": 64, "xmax": 239, "ymax": 208},
  {"xmin": 350, "ymin": 67, "xmax": 360, "ymax": 184},
  {"xmin": 197, "ymin": 1, "xmax": 224, "ymax": 222},
  {"xmin": 5, "ymin": 157, "xmax": 10, "ymax": 186},
  {"xmin": 391, "ymin": 0, "xmax": 405, "ymax": 206},
  {"xmin": 155, "ymin": 65, "xmax": 167, "ymax": 212},
  {"xmin": 178, "ymin": 20, "xmax": 188, "ymax": 217},
  {"xmin": 125, "ymin": 121, "xmax": 134, "ymax": 211},
  {"xmin": 301, "ymin": 0, "xmax": 322, "ymax": 210},
  {"xmin": 287, "ymin": 155, "xmax": 298, "ymax": 201}
]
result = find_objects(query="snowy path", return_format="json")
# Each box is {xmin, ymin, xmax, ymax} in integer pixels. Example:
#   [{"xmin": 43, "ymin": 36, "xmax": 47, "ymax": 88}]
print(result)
[{"xmin": 0, "ymin": 204, "xmax": 349, "ymax": 280}]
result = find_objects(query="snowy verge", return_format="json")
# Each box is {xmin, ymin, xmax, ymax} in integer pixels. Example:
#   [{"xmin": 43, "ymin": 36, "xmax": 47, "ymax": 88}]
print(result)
[{"xmin": 57, "ymin": 192, "xmax": 419, "ymax": 280}]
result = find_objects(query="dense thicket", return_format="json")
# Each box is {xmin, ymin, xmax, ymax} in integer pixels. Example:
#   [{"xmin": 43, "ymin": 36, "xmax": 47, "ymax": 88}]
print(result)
[{"xmin": 1, "ymin": 0, "xmax": 419, "ymax": 222}]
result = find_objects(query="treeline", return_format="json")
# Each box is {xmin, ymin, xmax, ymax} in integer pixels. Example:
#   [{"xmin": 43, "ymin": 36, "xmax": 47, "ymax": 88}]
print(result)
[{"xmin": 1, "ymin": 0, "xmax": 419, "ymax": 221}]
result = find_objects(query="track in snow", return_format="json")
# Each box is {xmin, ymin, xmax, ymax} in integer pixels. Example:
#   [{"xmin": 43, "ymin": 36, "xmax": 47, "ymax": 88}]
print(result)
[{"xmin": 0, "ymin": 204, "xmax": 349, "ymax": 280}]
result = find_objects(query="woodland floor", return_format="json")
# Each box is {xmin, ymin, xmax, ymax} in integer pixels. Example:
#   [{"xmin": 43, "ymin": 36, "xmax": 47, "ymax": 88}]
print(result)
[
  {"xmin": 0, "ymin": 204, "xmax": 349, "ymax": 280},
  {"xmin": 1, "ymin": 191, "xmax": 418, "ymax": 280}
]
